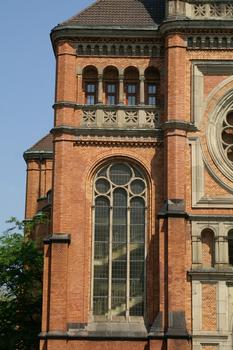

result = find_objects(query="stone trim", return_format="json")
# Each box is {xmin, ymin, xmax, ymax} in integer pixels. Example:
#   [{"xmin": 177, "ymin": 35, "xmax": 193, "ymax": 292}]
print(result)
[
  {"xmin": 39, "ymin": 332, "xmax": 148, "ymax": 341},
  {"xmin": 162, "ymin": 120, "xmax": 197, "ymax": 132},
  {"xmin": 158, "ymin": 199, "xmax": 188, "ymax": 218},
  {"xmin": 191, "ymin": 61, "xmax": 233, "ymax": 128},
  {"xmin": 160, "ymin": 20, "xmax": 233, "ymax": 35},
  {"xmin": 51, "ymin": 125, "xmax": 163, "ymax": 139},
  {"xmin": 43, "ymin": 234, "xmax": 71, "ymax": 245},
  {"xmin": 189, "ymin": 270, "xmax": 233, "ymax": 281},
  {"xmin": 23, "ymin": 150, "xmax": 53, "ymax": 161},
  {"xmin": 53, "ymin": 102, "xmax": 161, "ymax": 111},
  {"xmin": 191, "ymin": 2, "xmax": 233, "ymax": 20},
  {"xmin": 189, "ymin": 215, "xmax": 233, "ymax": 221},
  {"xmin": 188, "ymin": 138, "xmax": 233, "ymax": 208},
  {"xmin": 39, "ymin": 331, "xmax": 191, "ymax": 341}
]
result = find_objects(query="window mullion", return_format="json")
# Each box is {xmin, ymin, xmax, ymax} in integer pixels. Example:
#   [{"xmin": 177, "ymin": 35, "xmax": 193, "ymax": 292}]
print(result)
[
  {"xmin": 126, "ymin": 196, "xmax": 130, "ymax": 318},
  {"xmin": 108, "ymin": 199, "xmax": 113, "ymax": 320},
  {"xmin": 91, "ymin": 205, "xmax": 95, "ymax": 315}
]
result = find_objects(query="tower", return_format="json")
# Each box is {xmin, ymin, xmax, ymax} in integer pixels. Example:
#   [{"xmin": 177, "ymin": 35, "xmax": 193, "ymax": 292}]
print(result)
[{"xmin": 24, "ymin": 1, "xmax": 233, "ymax": 349}]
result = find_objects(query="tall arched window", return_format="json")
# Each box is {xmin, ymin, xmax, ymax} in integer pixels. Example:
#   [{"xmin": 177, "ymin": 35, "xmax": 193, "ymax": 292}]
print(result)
[
  {"xmin": 83, "ymin": 66, "xmax": 98, "ymax": 105},
  {"xmin": 124, "ymin": 67, "xmax": 139, "ymax": 106},
  {"xmin": 103, "ymin": 66, "xmax": 119, "ymax": 105},
  {"xmin": 144, "ymin": 67, "xmax": 160, "ymax": 106},
  {"xmin": 92, "ymin": 162, "xmax": 147, "ymax": 319}
]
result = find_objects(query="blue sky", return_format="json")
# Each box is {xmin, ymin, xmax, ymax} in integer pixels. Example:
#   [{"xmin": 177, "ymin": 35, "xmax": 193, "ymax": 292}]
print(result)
[{"xmin": 0, "ymin": 0, "xmax": 93, "ymax": 232}]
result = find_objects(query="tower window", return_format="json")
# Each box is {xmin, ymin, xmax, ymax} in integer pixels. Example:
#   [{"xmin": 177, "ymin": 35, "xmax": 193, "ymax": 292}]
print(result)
[
  {"xmin": 126, "ymin": 84, "xmax": 137, "ymax": 106},
  {"xmin": 83, "ymin": 66, "xmax": 98, "ymax": 105},
  {"xmin": 106, "ymin": 83, "xmax": 117, "ymax": 105},
  {"xmin": 147, "ymin": 84, "xmax": 156, "ymax": 105},
  {"xmin": 103, "ymin": 66, "xmax": 119, "ymax": 105},
  {"xmin": 92, "ymin": 162, "xmax": 147, "ymax": 319},
  {"xmin": 144, "ymin": 67, "xmax": 160, "ymax": 106},
  {"xmin": 85, "ymin": 83, "xmax": 97, "ymax": 105},
  {"xmin": 124, "ymin": 67, "xmax": 139, "ymax": 106}
]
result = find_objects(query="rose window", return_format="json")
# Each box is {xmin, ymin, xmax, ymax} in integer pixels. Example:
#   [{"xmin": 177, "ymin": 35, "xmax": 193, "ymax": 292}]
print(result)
[{"xmin": 221, "ymin": 111, "xmax": 233, "ymax": 164}]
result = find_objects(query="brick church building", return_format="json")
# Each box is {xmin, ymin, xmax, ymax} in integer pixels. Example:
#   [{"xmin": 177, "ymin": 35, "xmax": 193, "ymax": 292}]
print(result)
[{"xmin": 23, "ymin": 0, "xmax": 233, "ymax": 349}]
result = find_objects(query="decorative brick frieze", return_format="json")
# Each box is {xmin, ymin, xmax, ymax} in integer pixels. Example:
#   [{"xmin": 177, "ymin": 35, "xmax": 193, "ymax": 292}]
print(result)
[
  {"xmin": 76, "ymin": 42, "xmax": 163, "ymax": 57},
  {"xmin": 73, "ymin": 135, "xmax": 161, "ymax": 148},
  {"xmin": 187, "ymin": 35, "xmax": 233, "ymax": 49}
]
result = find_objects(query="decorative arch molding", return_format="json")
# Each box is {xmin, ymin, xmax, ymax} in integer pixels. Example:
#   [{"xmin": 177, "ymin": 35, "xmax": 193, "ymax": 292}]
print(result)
[
  {"xmin": 87, "ymin": 153, "xmax": 152, "ymax": 185},
  {"xmin": 89, "ymin": 157, "xmax": 151, "ymax": 321}
]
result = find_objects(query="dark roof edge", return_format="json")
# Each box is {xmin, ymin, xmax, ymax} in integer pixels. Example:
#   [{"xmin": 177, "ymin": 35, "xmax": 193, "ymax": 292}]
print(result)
[
  {"xmin": 50, "ymin": 25, "xmax": 159, "ymax": 49},
  {"xmin": 50, "ymin": 19, "xmax": 233, "ymax": 51},
  {"xmin": 159, "ymin": 18, "xmax": 233, "ymax": 33},
  {"xmin": 23, "ymin": 151, "xmax": 53, "ymax": 162}
]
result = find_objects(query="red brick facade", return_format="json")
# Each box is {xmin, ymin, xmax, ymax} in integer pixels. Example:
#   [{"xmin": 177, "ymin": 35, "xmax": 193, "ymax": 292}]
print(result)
[{"xmin": 24, "ymin": 1, "xmax": 233, "ymax": 349}]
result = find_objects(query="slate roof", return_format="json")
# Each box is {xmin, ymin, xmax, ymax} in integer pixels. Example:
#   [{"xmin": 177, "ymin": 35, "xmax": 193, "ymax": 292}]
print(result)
[
  {"xmin": 60, "ymin": 0, "xmax": 165, "ymax": 28},
  {"xmin": 25, "ymin": 134, "xmax": 53, "ymax": 154}
]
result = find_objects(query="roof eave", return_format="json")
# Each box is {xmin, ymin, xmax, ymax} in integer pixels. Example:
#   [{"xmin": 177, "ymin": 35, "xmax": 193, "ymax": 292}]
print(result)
[
  {"xmin": 159, "ymin": 18, "xmax": 233, "ymax": 33},
  {"xmin": 23, "ymin": 151, "xmax": 53, "ymax": 162},
  {"xmin": 50, "ymin": 24, "xmax": 159, "ymax": 52}
]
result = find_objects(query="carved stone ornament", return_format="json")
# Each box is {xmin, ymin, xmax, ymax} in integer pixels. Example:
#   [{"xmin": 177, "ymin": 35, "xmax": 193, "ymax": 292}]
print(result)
[
  {"xmin": 192, "ymin": 3, "xmax": 233, "ymax": 19},
  {"xmin": 83, "ymin": 110, "xmax": 96, "ymax": 124}
]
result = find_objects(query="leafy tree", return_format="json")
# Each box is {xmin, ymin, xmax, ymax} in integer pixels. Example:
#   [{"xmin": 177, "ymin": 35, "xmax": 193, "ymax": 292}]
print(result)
[{"xmin": 0, "ymin": 218, "xmax": 44, "ymax": 350}]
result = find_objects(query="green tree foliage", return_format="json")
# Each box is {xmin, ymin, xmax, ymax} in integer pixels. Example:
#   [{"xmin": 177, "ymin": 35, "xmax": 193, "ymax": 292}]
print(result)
[{"xmin": 0, "ymin": 218, "xmax": 43, "ymax": 350}]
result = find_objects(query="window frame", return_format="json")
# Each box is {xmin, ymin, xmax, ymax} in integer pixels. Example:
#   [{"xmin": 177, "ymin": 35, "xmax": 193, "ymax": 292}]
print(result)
[
  {"xmin": 85, "ymin": 81, "xmax": 97, "ymax": 105},
  {"xmin": 146, "ymin": 83, "xmax": 157, "ymax": 106},
  {"xmin": 91, "ymin": 162, "xmax": 148, "ymax": 322},
  {"xmin": 125, "ymin": 83, "xmax": 138, "ymax": 106},
  {"xmin": 105, "ymin": 82, "xmax": 118, "ymax": 105}
]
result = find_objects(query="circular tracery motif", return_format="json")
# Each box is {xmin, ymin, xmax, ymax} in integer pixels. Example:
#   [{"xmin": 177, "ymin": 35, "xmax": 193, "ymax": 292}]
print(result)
[
  {"xmin": 221, "ymin": 111, "xmax": 233, "ymax": 164},
  {"xmin": 207, "ymin": 88, "xmax": 233, "ymax": 183}
]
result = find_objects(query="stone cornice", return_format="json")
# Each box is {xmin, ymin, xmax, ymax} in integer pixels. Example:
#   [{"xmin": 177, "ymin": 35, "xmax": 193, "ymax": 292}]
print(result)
[
  {"xmin": 23, "ymin": 150, "xmax": 53, "ymax": 161},
  {"xmin": 51, "ymin": 125, "xmax": 162, "ymax": 139},
  {"xmin": 162, "ymin": 120, "xmax": 198, "ymax": 132},
  {"xmin": 188, "ymin": 214, "xmax": 233, "ymax": 221},
  {"xmin": 44, "ymin": 234, "xmax": 71, "ymax": 245},
  {"xmin": 50, "ymin": 25, "xmax": 159, "ymax": 51},
  {"xmin": 53, "ymin": 101, "xmax": 161, "ymax": 111},
  {"xmin": 188, "ymin": 269, "xmax": 233, "ymax": 280},
  {"xmin": 159, "ymin": 19, "xmax": 233, "ymax": 34}
]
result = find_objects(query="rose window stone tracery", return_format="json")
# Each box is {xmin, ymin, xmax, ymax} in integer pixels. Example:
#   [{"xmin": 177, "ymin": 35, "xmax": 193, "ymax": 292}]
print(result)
[{"xmin": 221, "ymin": 111, "xmax": 233, "ymax": 164}]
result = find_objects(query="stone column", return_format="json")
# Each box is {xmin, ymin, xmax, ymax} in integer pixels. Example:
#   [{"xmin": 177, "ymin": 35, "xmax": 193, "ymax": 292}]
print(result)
[
  {"xmin": 139, "ymin": 76, "xmax": 145, "ymax": 104},
  {"xmin": 98, "ymin": 74, "xmax": 103, "ymax": 104},
  {"xmin": 119, "ymin": 75, "xmax": 124, "ymax": 104}
]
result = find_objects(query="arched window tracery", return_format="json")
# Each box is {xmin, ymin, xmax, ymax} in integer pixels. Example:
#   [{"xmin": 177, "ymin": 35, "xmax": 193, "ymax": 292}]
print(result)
[{"xmin": 92, "ymin": 162, "xmax": 147, "ymax": 319}]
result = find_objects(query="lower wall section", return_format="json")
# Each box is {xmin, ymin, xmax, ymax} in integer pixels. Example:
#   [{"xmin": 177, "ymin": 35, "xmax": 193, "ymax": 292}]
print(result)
[
  {"xmin": 40, "ymin": 338, "xmax": 191, "ymax": 350},
  {"xmin": 41, "ymin": 339, "xmax": 148, "ymax": 350}
]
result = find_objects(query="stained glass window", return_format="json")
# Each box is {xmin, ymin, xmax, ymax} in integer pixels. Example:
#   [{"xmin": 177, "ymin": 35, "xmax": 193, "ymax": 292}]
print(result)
[{"xmin": 93, "ymin": 162, "xmax": 147, "ymax": 319}]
